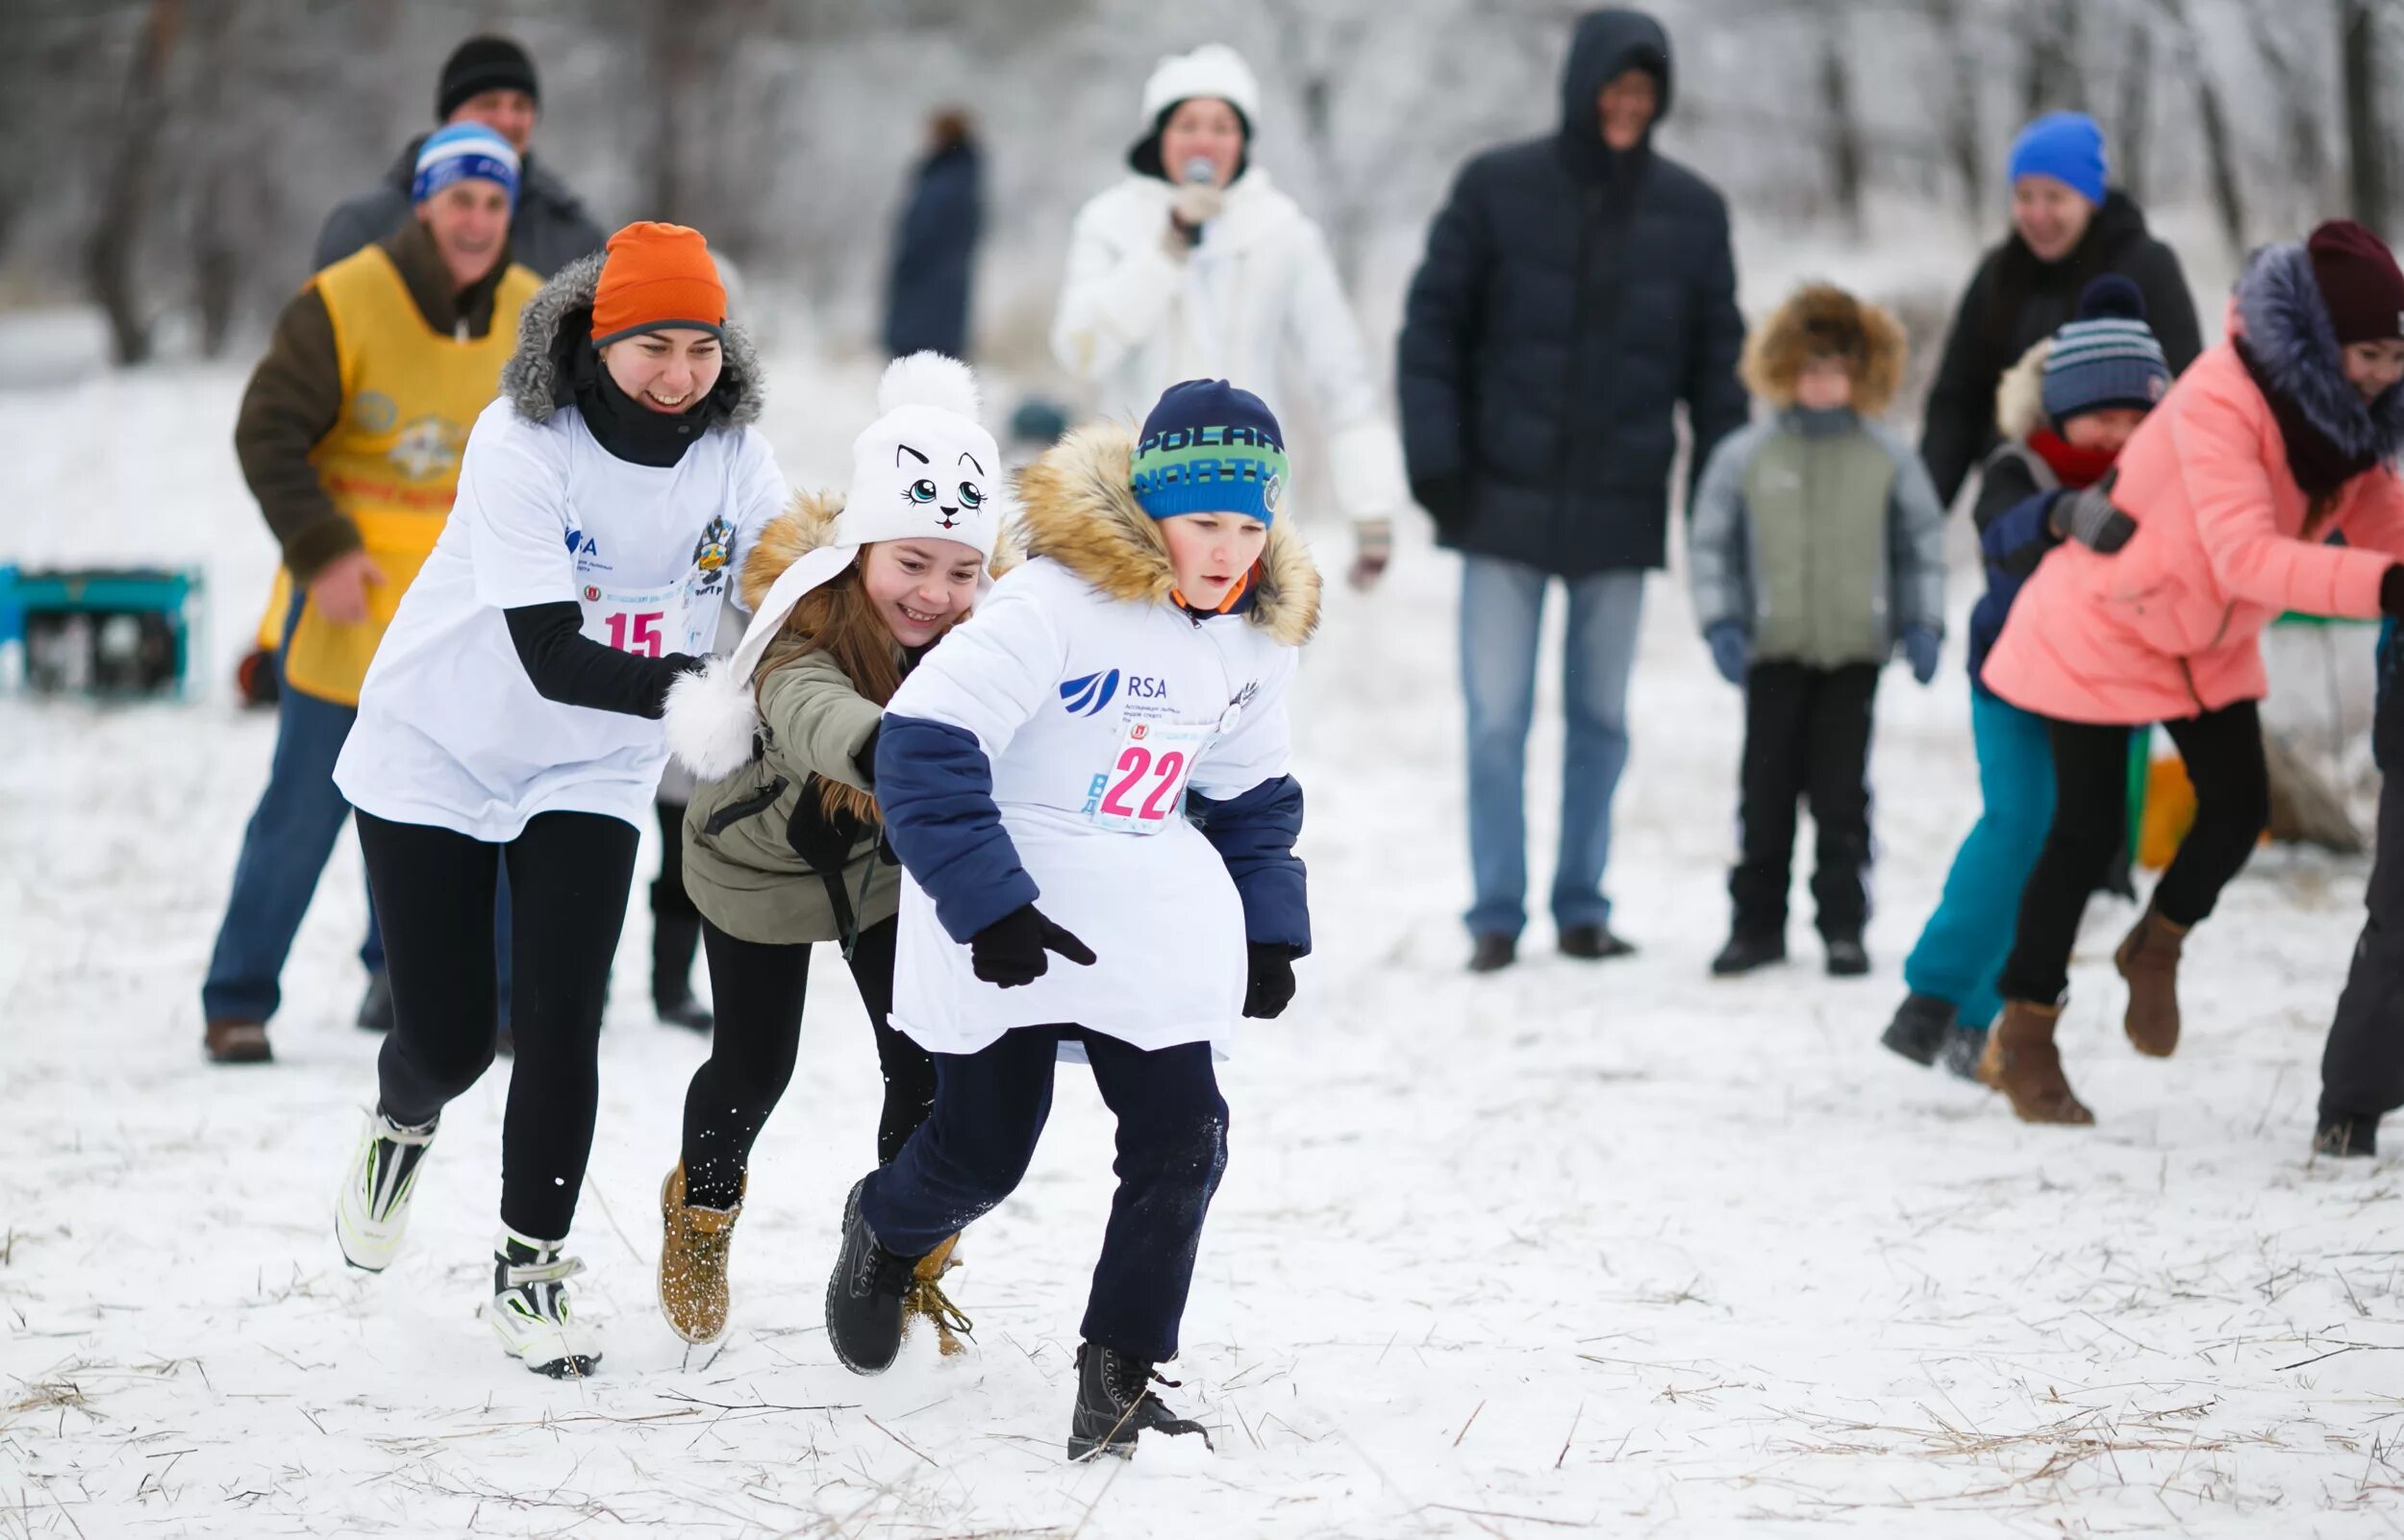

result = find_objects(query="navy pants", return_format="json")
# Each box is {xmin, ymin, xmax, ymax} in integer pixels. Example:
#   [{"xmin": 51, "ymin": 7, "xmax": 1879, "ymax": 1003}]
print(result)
[
  {"xmin": 860, "ymin": 1029, "xmax": 1230, "ymax": 1363},
  {"xmin": 2324, "ymin": 764, "xmax": 2404, "ymax": 1121}
]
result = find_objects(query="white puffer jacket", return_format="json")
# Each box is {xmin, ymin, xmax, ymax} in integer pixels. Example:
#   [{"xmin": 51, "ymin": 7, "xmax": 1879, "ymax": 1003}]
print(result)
[{"xmin": 1050, "ymin": 169, "xmax": 1410, "ymax": 528}]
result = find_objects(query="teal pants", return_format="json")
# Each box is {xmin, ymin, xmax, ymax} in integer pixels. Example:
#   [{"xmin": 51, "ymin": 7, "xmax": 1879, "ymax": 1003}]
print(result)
[{"xmin": 1903, "ymin": 686, "xmax": 2057, "ymax": 1030}]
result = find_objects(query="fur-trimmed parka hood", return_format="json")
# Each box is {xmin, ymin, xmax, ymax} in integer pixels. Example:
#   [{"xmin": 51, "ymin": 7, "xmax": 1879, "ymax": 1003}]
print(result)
[
  {"xmin": 1740, "ymin": 284, "xmax": 1907, "ymax": 418},
  {"xmin": 1994, "ymin": 337, "xmax": 2051, "ymax": 441},
  {"xmin": 1012, "ymin": 420, "xmax": 1320, "ymax": 648},
  {"xmin": 2233, "ymin": 240, "xmax": 2404, "ymax": 465},
  {"xmin": 498, "ymin": 251, "xmax": 765, "ymax": 428}
]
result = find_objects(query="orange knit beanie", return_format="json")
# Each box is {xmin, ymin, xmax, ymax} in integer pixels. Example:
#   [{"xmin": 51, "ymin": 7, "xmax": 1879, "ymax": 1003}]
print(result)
[{"xmin": 589, "ymin": 222, "xmax": 726, "ymax": 346}]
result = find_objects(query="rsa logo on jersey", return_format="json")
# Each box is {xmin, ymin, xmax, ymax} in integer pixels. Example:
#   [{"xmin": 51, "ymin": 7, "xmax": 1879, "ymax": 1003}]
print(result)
[{"xmin": 562, "ymin": 526, "xmax": 613, "ymax": 576}]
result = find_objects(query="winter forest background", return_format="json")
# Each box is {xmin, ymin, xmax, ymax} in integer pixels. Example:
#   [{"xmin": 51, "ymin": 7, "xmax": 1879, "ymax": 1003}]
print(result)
[{"xmin": 6, "ymin": 0, "xmax": 2400, "ymax": 385}]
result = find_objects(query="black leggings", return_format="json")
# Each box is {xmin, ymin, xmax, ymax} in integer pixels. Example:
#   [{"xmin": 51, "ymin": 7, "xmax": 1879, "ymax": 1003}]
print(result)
[
  {"xmin": 1997, "ymin": 700, "xmax": 2270, "ymax": 1005},
  {"xmin": 361, "ymin": 808, "xmax": 639, "ymax": 1241},
  {"xmin": 679, "ymin": 916, "xmax": 935, "ymax": 1209}
]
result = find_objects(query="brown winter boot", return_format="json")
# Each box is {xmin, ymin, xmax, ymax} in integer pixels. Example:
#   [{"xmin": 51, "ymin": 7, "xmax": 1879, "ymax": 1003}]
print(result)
[
  {"xmin": 902, "ymin": 1232, "xmax": 974, "ymax": 1356},
  {"xmin": 204, "ymin": 1020, "xmax": 271, "ymax": 1064},
  {"xmin": 2114, "ymin": 907, "xmax": 2189, "ymax": 1058},
  {"xmin": 657, "ymin": 1164, "xmax": 742, "ymax": 1345},
  {"xmin": 1977, "ymin": 1001, "xmax": 2095, "ymax": 1125}
]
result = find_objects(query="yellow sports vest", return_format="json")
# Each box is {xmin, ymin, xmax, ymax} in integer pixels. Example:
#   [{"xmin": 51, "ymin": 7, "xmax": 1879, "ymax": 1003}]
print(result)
[{"xmin": 281, "ymin": 246, "xmax": 539, "ymax": 706}]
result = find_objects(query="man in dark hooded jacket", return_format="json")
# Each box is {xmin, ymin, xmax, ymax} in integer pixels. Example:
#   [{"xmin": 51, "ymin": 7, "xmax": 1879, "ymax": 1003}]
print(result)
[
  {"xmin": 1398, "ymin": 9, "xmax": 1746, "ymax": 973},
  {"xmin": 314, "ymin": 36, "xmax": 605, "ymax": 278},
  {"xmin": 883, "ymin": 111, "xmax": 984, "ymax": 360}
]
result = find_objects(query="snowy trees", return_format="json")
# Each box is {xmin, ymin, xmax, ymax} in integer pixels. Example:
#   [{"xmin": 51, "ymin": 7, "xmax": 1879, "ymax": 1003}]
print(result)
[{"xmin": 0, "ymin": 0, "xmax": 2393, "ymax": 365}]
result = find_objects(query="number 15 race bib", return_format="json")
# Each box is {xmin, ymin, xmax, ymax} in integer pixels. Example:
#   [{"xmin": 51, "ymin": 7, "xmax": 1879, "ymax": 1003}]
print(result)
[
  {"xmin": 578, "ymin": 574, "xmax": 703, "ymax": 660},
  {"xmin": 1088, "ymin": 715, "xmax": 1216, "ymax": 834}
]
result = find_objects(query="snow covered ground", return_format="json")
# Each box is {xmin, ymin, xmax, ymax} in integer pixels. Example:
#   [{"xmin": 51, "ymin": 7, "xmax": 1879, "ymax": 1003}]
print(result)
[{"xmin": 4, "ymin": 358, "xmax": 2401, "ymax": 1539}]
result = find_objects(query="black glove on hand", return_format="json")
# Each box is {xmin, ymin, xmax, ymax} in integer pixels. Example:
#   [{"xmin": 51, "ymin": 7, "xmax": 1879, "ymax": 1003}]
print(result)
[
  {"xmin": 969, "ymin": 903, "xmax": 1098, "ymax": 988},
  {"xmin": 2048, "ymin": 477, "xmax": 2137, "ymax": 554},
  {"xmin": 2381, "ymin": 564, "xmax": 2404, "ymax": 618},
  {"xmin": 853, "ymin": 723, "xmax": 882, "ymax": 785},
  {"xmin": 1241, "ymin": 942, "xmax": 1298, "ymax": 1020},
  {"xmin": 785, "ymin": 777, "xmax": 866, "ymax": 873}
]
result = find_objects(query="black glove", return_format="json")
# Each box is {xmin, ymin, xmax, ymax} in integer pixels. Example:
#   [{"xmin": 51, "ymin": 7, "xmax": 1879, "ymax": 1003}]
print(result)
[
  {"xmin": 2048, "ymin": 476, "xmax": 2137, "ymax": 555},
  {"xmin": 853, "ymin": 723, "xmax": 882, "ymax": 785},
  {"xmin": 2380, "ymin": 565, "xmax": 2404, "ymax": 618},
  {"xmin": 785, "ymin": 777, "xmax": 867, "ymax": 873},
  {"xmin": 968, "ymin": 903, "xmax": 1098, "ymax": 988},
  {"xmin": 1241, "ymin": 942, "xmax": 1297, "ymax": 1020},
  {"xmin": 1412, "ymin": 476, "xmax": 1468, "ymax": 536}
]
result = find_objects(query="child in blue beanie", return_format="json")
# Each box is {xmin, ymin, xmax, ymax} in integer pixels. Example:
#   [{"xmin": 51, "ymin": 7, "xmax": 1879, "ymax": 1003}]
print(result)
[{"xmin": 822, "ymin": 379, "xmax": 1320, "ymax": 1461}]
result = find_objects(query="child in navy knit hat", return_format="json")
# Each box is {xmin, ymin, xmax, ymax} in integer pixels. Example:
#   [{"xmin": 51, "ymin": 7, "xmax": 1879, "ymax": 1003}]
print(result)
[
  {"xmin": 1885, "ymin": 275, "xmax": 2171, "ymax": 1076},
  {"xmin": 822, "ymin": 378, "xmax": 1319, "ymax": 1460}
]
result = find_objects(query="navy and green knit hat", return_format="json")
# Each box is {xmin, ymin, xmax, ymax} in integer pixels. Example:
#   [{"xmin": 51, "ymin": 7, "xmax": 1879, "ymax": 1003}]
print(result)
[
  {"xmin": 1130, "ymin": 380, "xmax": 1288, "ymax": 525},
  {"xmin": 2042, "ymin": 275, "xmax": 2171, "ymax": 423}
]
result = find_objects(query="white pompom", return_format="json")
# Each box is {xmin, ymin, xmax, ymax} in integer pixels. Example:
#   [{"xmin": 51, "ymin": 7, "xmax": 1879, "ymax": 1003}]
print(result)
[
  {"xmin": 662, "ymin": 656, "xmax": 760, "ymax": 782},
  {"xmin": 879, "ymin": 351, "xmax": 982, "ymax": 423}
]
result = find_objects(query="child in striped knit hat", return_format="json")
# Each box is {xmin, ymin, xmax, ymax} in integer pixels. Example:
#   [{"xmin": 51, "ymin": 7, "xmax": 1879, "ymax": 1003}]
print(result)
[{"xmin": 1884, "ymin": 275, "xmax": 2171, "ymax": 1078}]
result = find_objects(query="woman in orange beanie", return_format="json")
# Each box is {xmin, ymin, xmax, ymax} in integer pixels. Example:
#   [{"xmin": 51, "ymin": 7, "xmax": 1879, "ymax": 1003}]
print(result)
[{"xmin": 327, "ymin": 222, "xmax": 792, "ymax": 1378}]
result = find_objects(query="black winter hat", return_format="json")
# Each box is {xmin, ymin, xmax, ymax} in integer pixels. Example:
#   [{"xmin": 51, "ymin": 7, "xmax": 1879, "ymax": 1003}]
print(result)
[{"xmin": 437, "ymin": 36, "xmax": 538, "ymax": 123}]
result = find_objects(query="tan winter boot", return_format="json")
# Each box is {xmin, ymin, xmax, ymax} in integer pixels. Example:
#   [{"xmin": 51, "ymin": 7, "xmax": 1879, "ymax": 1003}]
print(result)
[
  {"xmin": 657, "ymin": 1164, "xmax": 742, "ymax": 1345},
  {"xmin": 2114, "ymin": 907, "xmax": 2189, "ymax": 1058},
  {"xmin": 902, "ymin": 1232, "xmax": 974, "ymax": 1356},
  {"xmin": 1977, "ymin": 1001, "xmax": 2095, "ymax": 1125}
]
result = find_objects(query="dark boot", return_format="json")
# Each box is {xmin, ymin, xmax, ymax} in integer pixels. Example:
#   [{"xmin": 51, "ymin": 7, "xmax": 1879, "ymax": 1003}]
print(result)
[
  {"xmin": 1938, "ymin": 1023, "xmax": 1990, "ymax": 1082},
  {"xmin": 1977, "ymin": 1001, "xmax": 2093, "ymax": 1125},
  {"xmin": 1880, "ymin": 992, "xmax": 1957, "ymax": 1066},
  {"xmin": 2113, "ymin": 907, "xmax": 2188, "ymax": 1057},
  {"xmin": 1559, "ymin": 924, "xmax": 1637, "ymax": 961},
  {"xmin": 1823, "ymin": 933, "xmax": 1870, "ymax": 978},
  {"xmin": 653, "ymin": 913, "xmax": 712, "ymax": 1031},
  {"xmin": 2313, "ymin": 1105, "xmax": 2380, "ymax": 1160},
  {"xmin": 1710, "ymin": 930, "xmax": 1786, "ymax": 977},
  {"xmin": 356, "ymin": 972, "xmax": 395, "ymax": 1033},
  {"xmin": 822, "ymin": 1178, "xmax": 921, "ymax": 1376},
  {"xmin": 1067, "ymin": 1342, "xmax": 1214, "ymax": 1461},
  {"xmin": 1467, "ymin": 933, "xmax": 1516, "ymax": 974},
  {"xmin": 204, "ymin": 1019, "xmax": 271, "ymax": 1065}
]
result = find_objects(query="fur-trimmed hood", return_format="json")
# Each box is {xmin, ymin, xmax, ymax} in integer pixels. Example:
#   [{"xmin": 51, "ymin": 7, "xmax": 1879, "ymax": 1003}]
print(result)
[
  {"xmin": 2233, "ymin": 240, "xmax": 2404, "ymax": 464},
  {"xmin": 1994, "ymin": 337, "xmax": 2051, "ymax": 441},
  {"xmin": 1012, "ymin": 420, "xmax": 1320, "ymax": 648},
  {"xmin": 498, "ymin": 251, "xmax": 765, "ymax": 428},
  {"xmin": 1740, "ymin": 284, "xmax": 1907, "ymax": 418}
]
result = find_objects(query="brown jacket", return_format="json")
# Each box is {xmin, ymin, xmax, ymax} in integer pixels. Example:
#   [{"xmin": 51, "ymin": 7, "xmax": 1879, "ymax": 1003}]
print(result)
[{"xmin": 233, "ymin": 217, "xmax": 516, "ymax": 582}]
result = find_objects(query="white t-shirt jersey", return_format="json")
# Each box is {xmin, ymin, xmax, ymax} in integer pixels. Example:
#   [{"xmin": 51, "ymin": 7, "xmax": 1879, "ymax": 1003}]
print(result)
[
  {"xmin": 336, "ymin": 397, "xmax": 787, "ymax": 842},
  {"xmin": 886, "ymin": 557, "xmax": 1298, "ymax": 1056}
]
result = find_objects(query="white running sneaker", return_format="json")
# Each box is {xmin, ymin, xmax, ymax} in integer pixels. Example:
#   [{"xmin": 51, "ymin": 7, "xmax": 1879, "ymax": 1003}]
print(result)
[
  {"xmin": 485, "ymin": 1230, "xmax": 602, "ymax": 1378},
  {"xmin": 335, "ymin": 1106, "xmax": 438, "ymax": 1272}
]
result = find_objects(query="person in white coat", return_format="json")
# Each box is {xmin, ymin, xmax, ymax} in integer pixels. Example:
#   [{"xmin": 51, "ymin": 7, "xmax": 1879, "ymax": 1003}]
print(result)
[
  {"xmin": 822, "ymin": 380, "xmax": 1318, "ymax": 1462},
  {"xmin": 1051, "ymin": 43, "xmax": 1406, "ymax": 590}
]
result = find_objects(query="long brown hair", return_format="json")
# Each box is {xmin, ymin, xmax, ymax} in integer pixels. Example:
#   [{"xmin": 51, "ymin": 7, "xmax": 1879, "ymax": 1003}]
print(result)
[{"xmin": 752, "ymin": 559, "xmax": 920, "ymax": 824}]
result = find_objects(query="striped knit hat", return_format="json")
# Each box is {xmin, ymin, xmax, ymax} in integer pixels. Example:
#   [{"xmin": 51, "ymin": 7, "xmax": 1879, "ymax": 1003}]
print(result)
[
  {"xmin": 2041, "ymin": 275, "xmax": 2171, "ymax": 423},
  {"xmin": 1130, "ymin": 380, "xmax": 1288, "ymax": 524},
  {"xmin": 412, "ymin": 123, "xmax": 519, "ymax": 207}
]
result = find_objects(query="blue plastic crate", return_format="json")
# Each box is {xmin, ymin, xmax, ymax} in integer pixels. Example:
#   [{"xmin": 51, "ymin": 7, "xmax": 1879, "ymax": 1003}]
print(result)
[{"xmin": 0, "ymin": 563, "xmax": 208, "ymax": 699}]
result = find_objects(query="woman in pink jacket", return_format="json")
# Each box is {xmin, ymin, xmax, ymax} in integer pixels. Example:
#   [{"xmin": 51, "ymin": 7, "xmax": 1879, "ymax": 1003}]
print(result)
[{"xmin": 1979, "ymin": 220, "xmax": 2404, "ymax": 1125}]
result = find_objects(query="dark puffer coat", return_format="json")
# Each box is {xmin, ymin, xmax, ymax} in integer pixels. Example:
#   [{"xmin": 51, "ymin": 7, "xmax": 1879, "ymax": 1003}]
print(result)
[{"xmin": 1395, "ymin": 8, "xmax": 1748, "ymax": 577}]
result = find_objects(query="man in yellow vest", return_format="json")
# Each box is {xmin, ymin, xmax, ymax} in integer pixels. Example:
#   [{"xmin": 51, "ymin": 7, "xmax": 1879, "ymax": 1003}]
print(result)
[{"xmin": 201, "ymin": 124, "xmax": 541, "ymax": 1064}]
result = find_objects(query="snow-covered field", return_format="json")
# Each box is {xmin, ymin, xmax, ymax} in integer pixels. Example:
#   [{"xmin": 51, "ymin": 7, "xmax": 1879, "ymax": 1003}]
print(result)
[{"xmin": 4, "ymin": 359, "xmax": 2400, "ymax": 1539}]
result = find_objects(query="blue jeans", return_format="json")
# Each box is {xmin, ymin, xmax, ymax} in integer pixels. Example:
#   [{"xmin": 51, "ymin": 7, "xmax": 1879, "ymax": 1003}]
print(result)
[
  {"xmin": 1902, "ymin": 685, "xmax": 2055, "ymax": 1030},
  {"xmin": 1460, "ymin": 557, "xmax": 1644, "ymax": 939},
  {"xmin": 200, "ymin": 673, "xmax": 383, "ymax": 1024},
  {"xmin": 201, "ymin": 592, "xmax": 508, "ymax": 1025}
]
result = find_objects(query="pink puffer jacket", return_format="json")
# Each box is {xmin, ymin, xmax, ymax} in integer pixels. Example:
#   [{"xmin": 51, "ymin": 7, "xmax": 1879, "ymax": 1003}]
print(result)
[{"xmin": 1984, "ymin": 244, "xmax": 2404, "ymax": 725}]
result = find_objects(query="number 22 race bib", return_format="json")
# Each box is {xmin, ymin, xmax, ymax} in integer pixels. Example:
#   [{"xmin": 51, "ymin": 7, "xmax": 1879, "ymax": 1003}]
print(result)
[{"xmin": 1087, "ymin": 715, "xmax": 1216, "ymax": 834}]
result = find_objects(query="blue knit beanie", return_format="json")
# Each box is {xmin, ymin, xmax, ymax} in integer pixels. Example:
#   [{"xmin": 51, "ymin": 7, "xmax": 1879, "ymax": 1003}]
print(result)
[
  {"xmin": 2042, "ymin": 276, "xmax": 2170, "ymax": 423},
  {"xmin": 2008, "ymin": 112, "xmax": 2107, "ymax": 206},
  {"xmin": 1130, "ymin": 380, "xmax": 1289, "ymax": 525},
  {"xmin": 413, "ymin": 123, "xmax": 520, "ymax": 207}
]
